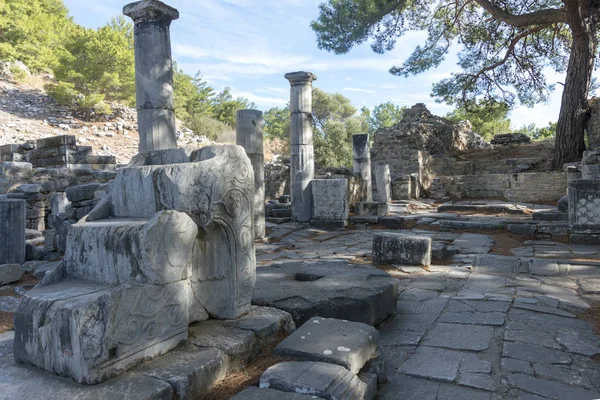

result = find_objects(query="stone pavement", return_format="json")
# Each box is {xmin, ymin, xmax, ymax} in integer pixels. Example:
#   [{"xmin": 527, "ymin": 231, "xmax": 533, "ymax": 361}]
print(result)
[{"xmin": 257, "ymin": 221, "xmax": 600, "ymax": 399}]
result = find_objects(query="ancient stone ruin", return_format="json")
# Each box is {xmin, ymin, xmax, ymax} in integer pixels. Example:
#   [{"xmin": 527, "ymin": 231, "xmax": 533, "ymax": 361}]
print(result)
[{"xmin": 2, "ymin": 0, "xmax": 600, "ymax": 399}]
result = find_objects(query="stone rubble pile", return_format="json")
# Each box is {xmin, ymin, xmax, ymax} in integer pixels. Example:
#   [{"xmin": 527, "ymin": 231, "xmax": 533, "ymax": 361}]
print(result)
[{"xmin": 491, "ymin": 133, "xmax": 532, "ymax": 145}]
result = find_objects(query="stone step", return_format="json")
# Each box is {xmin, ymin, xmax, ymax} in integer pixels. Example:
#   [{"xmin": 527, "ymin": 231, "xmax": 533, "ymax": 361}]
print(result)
[
  {"xmin": 260, "ymin": 361, "xmax": 369, "ymax": 400},
  {"xmin": 232, "ymin": 386, "xmax": 322, "ymax": 399},
  {"xmin": 274, "ymin": 317, "xmax": 379, "ymax": 374}
]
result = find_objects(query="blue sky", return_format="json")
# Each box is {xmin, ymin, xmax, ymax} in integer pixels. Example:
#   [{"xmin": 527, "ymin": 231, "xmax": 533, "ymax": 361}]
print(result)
[{"xmin": 63, "ymin": 0, "xmax": 591, "ymax": 128}]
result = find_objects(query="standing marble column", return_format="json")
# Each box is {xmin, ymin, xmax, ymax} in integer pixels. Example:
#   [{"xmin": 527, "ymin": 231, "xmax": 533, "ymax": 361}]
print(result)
[
  {"xmin": 0, "ymin": 199, "xmax": 25, "ymax": 265},
  {"xmin": 376, "ymin": 164, "xmax": 392, "ymax": 203},
  {"xmin": 124, "ymin": 0, "xmax": 179, "ymax": 153},
  {"xmin": 237, "ymin": 109, "xmax": 265, "ymax": 239},
  {"xmin": 285, "ymin": 71, "xmax": 317, "ymax": 222},
  {"xmin": 353, "ymin": 134, "xmax": 373, "ymax": 202}
]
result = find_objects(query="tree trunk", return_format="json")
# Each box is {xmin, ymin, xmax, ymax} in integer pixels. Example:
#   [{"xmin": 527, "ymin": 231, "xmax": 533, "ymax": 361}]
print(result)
[{"xmin": 552, "ymin": 0, "xmax": 597, "ymax": 169}]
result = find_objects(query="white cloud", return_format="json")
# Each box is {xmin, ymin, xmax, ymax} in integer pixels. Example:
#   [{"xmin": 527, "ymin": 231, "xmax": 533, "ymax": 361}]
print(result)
[{"xmin": 343, "ymin": 87, "xmax": 379, "ymax": 94}]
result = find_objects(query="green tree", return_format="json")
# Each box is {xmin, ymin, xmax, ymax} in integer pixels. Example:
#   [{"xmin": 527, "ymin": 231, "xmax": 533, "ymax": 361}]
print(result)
[
  {"xmin": 263, "ymin": 106, "xmax": 290, "ymax": 140},
  {"xmin": 311, "ymin": 0, "xmax": 599, "ymax": 168},
  {"xmin": 312, "ymin": 88, "xmax": 368, "ymax": 168},
  {"xmin": 47, "ymin": 16, "xmax": 135, "ymax": 118},
  {"xmin": 519, "ymin": 122, "xmax": 557, "ymax": 141},
  {"xmin": 173, "ymin": 67, "xmax": 215, "ymax": 123},
  {"xmin": 0, "ymin": 0, "xmax": 74, "ymax": 71},
  {"xmin": 446, "ymin": 100, "xmax": 512, "ymax": 140},
  {"xmin": 370, "ymin": 102, "xmax": 406, "ymax": 132},
  {"xmin": 212, "ymin": 87, "xmax": 256, "ymax": 127}
]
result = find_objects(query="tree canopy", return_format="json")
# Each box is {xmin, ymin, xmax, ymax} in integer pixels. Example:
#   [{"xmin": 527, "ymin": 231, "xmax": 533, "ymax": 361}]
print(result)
[
  {"xmin": 446, "ymin": 100, "xmax": 512, "ymax": 140},
  {"xmin": 312, "ymin": 0, "xmax": 599, "ymax": 168}
]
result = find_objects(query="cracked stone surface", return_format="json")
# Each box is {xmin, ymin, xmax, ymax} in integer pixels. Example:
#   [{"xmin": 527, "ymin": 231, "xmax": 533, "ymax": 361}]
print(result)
[{"xmin": 253, "ymin": 221, "xmax": 600, "ymax": 399}]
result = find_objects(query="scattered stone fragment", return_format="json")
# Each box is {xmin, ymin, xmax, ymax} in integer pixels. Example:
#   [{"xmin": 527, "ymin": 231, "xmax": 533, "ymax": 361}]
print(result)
[
  {"xmin": 372, "ymin": 233, "xmax": 432, "ymax": 267},
  {"xmin": 0, "ymin": 264, "xmax": 23, "ymax": 285},
  {"xmin": 260, "ymin": 361, "xmax": 367, "ymax": 400},
  {"xmin": 274, "ymin": 317, "xmax": 378, "ymax": 373},
  {"xmin": 0, "ymin": 295, "xmax": 21, "ymax": 312}
]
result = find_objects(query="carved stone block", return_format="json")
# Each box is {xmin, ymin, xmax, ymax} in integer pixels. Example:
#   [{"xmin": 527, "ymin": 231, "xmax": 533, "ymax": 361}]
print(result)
[{"xmin": 569, "ymin": 179, "xmax": 600, "ymax": 233}]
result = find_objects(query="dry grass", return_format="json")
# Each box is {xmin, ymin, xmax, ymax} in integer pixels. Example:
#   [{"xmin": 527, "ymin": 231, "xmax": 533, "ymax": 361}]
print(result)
[
  {"xmin": 0, "ymin": 312, "xmax": 14, "ymax": 334},
  {"xmin": 205, "ymin": 332, "xmax": 291, "ymax": 399},
  {"xmin": 265, "ymin": 138, "xmax": 290, "ymax": 163}
]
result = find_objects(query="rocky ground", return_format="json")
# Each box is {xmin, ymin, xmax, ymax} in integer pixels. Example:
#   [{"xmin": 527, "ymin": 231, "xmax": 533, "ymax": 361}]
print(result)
[{"xmin": 0, "ymin": 78, "xmax": 209, "ymax": 164}]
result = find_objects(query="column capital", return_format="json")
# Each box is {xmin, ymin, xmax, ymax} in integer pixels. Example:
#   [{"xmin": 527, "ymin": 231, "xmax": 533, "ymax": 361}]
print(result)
[
  {"xmin": 285, "ymin": 71, "xmax": 317, "ymax": 86},
  {"xmin": 124, "ymin": 0, "xmax": 179, "ymax": 24}
]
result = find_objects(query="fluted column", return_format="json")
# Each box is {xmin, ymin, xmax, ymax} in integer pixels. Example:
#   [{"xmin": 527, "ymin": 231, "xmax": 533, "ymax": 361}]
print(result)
[
  {"xmin": 124, "ymin": 0, "xmax": 179, "ymax": 153},
  {"xmin": 285, "ymin": 71, "xmax": 317, "ymax": 222}
]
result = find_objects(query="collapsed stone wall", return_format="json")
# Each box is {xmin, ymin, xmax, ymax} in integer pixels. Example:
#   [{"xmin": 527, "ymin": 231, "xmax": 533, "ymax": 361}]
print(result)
[
  {"xmin": 432, "ymin": 172, "xmax": 567, "ymax": 204},
  {"xmin": 371, "ymin": 104, "xmax": 488, "ymax": 196}
]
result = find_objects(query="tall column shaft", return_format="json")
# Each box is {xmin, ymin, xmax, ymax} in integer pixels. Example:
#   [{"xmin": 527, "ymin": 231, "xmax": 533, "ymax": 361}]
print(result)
[
  {"xmin": 376, "ymin": 164, "xmax": 392, "ymax": 203},
  {"xmin": 353, "ymin": 134, "xmax": 373, "ymax": 202},
  {"xmin": 124, "ymin": 0, "xmax": 179, "ymax": 153},
  {"xmin": 0, "ymin": 199, "xmax": 25, "ymax": 265},
  {"xmin": 236, "ymin": 109, "xmax": 265, "ymax": 239},
  {"xmin": 285, "ymin": 71, "xmax": 317, "ymax": 222}
]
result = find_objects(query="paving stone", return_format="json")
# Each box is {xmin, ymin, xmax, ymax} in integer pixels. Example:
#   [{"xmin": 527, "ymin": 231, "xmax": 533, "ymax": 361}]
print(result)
[
  {"xmin": 508, "ymin": 309, "xmax": 592, "ymax": 332},
  {"xmin": 447, "ymin": 300, "xmax": 510, "ymax": 313},
  {"xmin": 457, "ymin": 372, "xmax": 496, "ymax": 392},
  {"xmin": 502, "ymin": 343, "xmax": 571, "ymax": 364},
  {"xmin": 253, "ymin": 261, "xmax": 398, "ymax": 326},
  {"xmin": 0, "ymin": 332, "xmax": 13, "ymax": 357},
  {"xmin": 136, "ymin": 348, "xmax": 227, "ymax": 399},
  {"xmin": 0, "ymin": 360, "xmax": 173, "ymax": 400},
  {"xmin": 504, "ymin": 329, "xmax": 561, "ymax": 350},
  {"xmin": 378, "ymin": 374, "xmax": 439, "ymax": 400},
  {"xmin": 504, "ymin": 373, "xmax": 600, "ymax": 400},
  {"xmin": 379, "ymin": 346, "xmax": 414, "ymax": 378},
  {"xmin": 422, "ymin": 323, "xmax": 493, "ymax": 351},
  {"xmin": 439, "ymin": 312, "xmax": 505, "ymax": 326},
  {"xmin": 533, "ymin": 364, "xmax": 593, "ymax": 389},
  {"xmin": 379, "ymin": 330, "xmax": 424, "ymax": 346},
  {"xmin": 500, "ymin": 358, "xmax": 533, "ymax": 375},
  {"xmin": 222, "ymin": 306, "xmax": 296, "ymax": 340},
  {"xmin": 397, "ymin": 298, "xmax": 449, "ymax": 314},
  {"xmin": 260, "ymin": 361, "xmax": 367, "ymax": 400},
  {"xmin": 460, "ymin": 354, "xmax": 492, "ymax": 373},
  {"xmin": 399, "ymin": 288, "xmax": 439, "ymax": 301},
  {"xmin": 475, "ymin": 256, "xmax": 520, "ymax": 275},
  {"xmin": 231, "ymin": 386, "xmax": 321, "ymax": 399},
  {"xmin": 555, "ymin": 331, "xmax": 600, "ymax": 356},
  {"xmin": 399, "ymin": 346, "xmax": 463, "ymax": 382},
  {"xmin": 274, "ymin": 317, "xmax": 378, "ymax": 373},
  {"xmin": 436, "ymin": 383, "xmax": 492, "ymax": 400},
  {"xmin": 514, "ymin": 303, "xmax": 576, "ymax": 318}
]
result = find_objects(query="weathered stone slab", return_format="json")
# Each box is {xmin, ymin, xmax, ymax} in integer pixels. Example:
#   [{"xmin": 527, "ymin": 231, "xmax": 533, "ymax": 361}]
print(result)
[
  {"xmin": 555, "ymin": 331, "xmax": 600, "ymax": 356},
  {"xmin": 460, "ymin": 354, "xmax": 491, "ymax": 374},
  {"xmin": 397, "ymin": 298, "xmax": 449, "ymax": 314},
  {"xmin": 260, "ymin": 361, "xmax": 367, "ymax": 400},
  {"xmin": 399, "ymin": 347, "xmax": 463, "ymax": 382},
  {"xmin": 372, "ymin": 233, "xmax": 432, "ymax": 267},
  {"xmin": 354, "ymin": 202, "xmax": 388, "ymax": 217},
  {"xmin": 0, "ymin": 264, "xmax": 23, "ymax": 285},
  {"xmin": 457, "ymin": 372, "xmax": 496, "ymax": 392},
  {"xmin": 0, "ymin": 360, "xmax": 173, "ymax": 400},
  {"xmin": 0, "ymin": 295, "xmax": 21, "ymax": 312},
  {"xmin": 311, "ymin": 179, "xmax": 349, "ymax": 222},
  {"xmin": 274, "ymin": 317, "xmax": 378, "ymax": 373},
  {"xmin": 500, "ymin": 357, "xmax": 533, "ymax": 375},
  {"xmin": 375, "ymin": 165, "xmax": 391, "ymax": 203},
  {"xmin": 514, "ymin": 303, "xmax": 575, "ymax": 318},
  {"xmin": 253, "ymin": 261, "xmax": 398, "ymax": 326},
  {"xmin": 504, "ymin": 373, "xmax": 600, "ymax": 400},
  {"xmin": 14, "ymin": 279, "xmax": 190, "ymax": 384},
  {"xmin": 188, "ymin": 321, "xmax": 256, "ymax": 361},
  {"xmin": 222, "ymin": 306, "xmax": 296, "ymax": 341},
  {"xmin": 136, "ymin": 348, "xmax": 227, "ymax": 399},
  {"xmin": 232, "ymin": 386, "xmax": 322, "ymax": 399},
  {"xmin": 504, "ymin": 329, "xmax": 561, "ymax": 350},
  {"xmin": 502, "ymin": 342, "xmax": 571, "ymax": 364},
  {"xmin": 439, "ymin": 311, "xmax": 505, "ymax": 326},
  {"xmin": 422, "ymin": 323, "xmax": 493, "ymax": 351}
]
